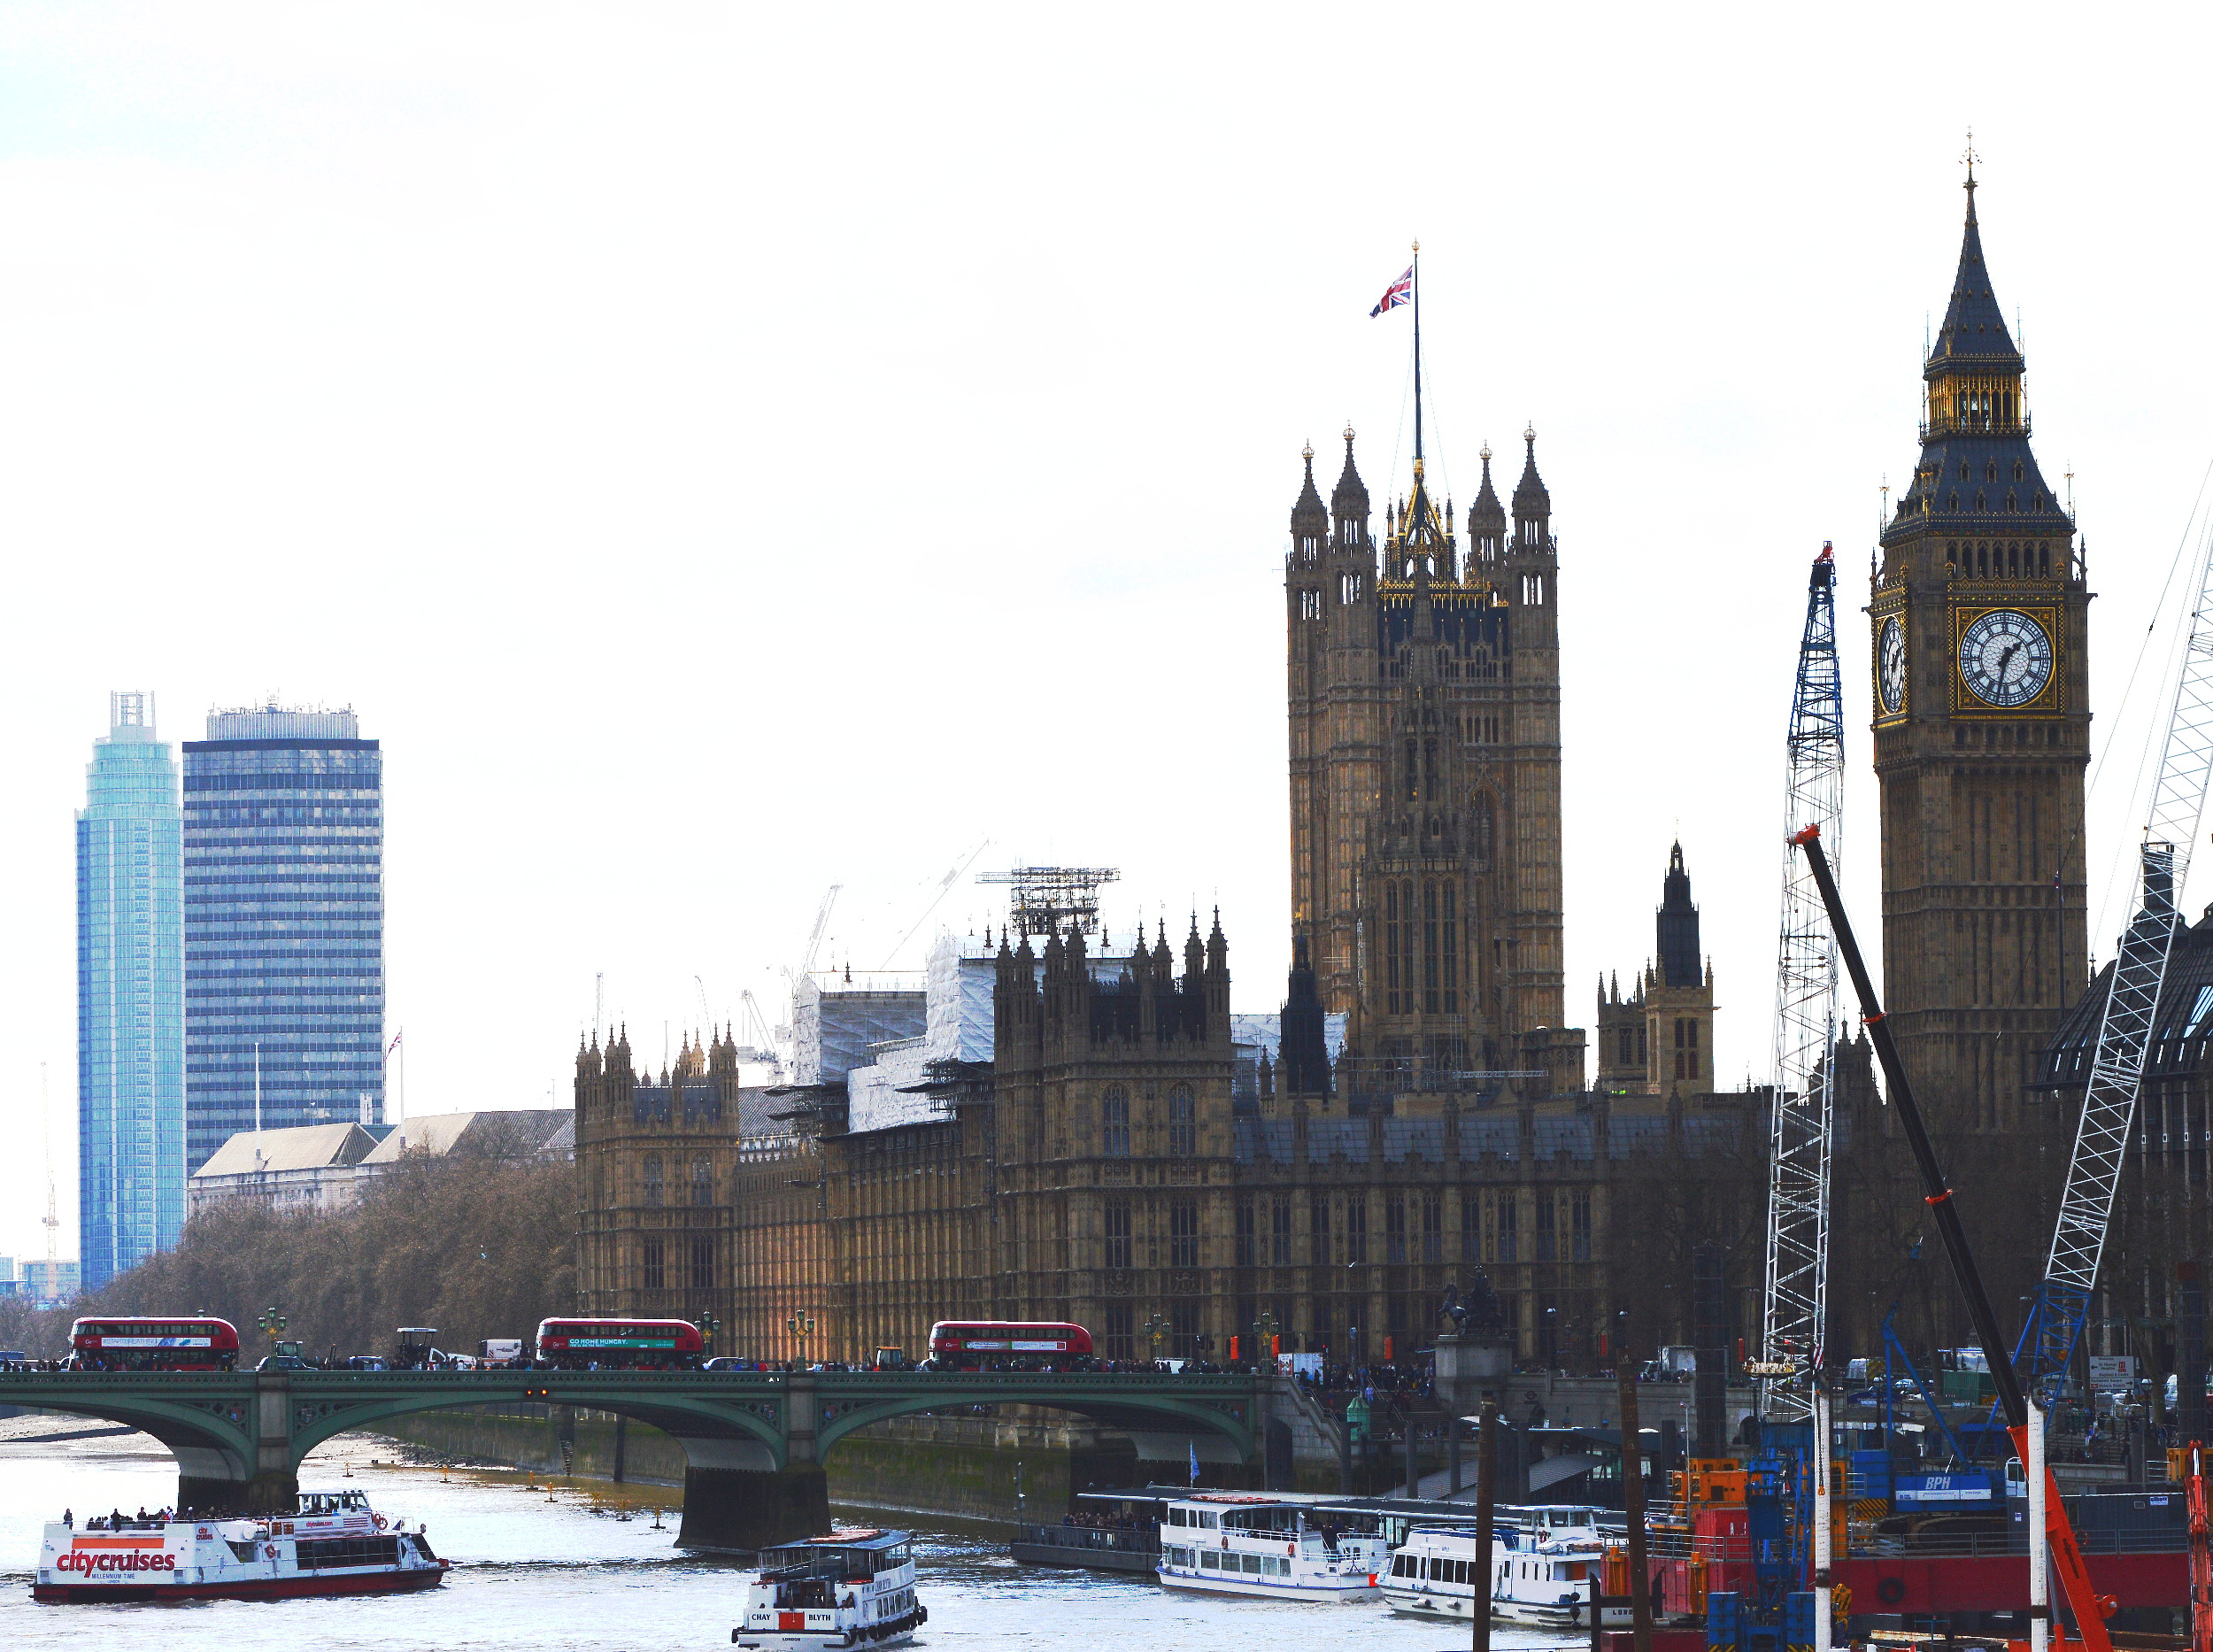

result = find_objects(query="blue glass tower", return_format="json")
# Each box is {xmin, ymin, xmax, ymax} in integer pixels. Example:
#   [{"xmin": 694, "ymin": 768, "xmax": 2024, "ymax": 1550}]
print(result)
[
  {"xmin": 77, "ymin": 691, "xmax": 185, "ymax": 1291},
  {"xmin": 183, "ymin": 704, "xmax": 383, "ymax": 1172}
]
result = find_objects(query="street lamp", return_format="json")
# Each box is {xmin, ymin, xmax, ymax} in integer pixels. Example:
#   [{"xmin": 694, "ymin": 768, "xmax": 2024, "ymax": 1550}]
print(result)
[
  {"xmin": 1252, "ymin": 1309, "xmax": 1281, "ymax": 1370},
  {"xmin": 787, "ymin": 1311, "xmax": 816, "ymax": 1366},
  {"xmin": 258, "ymin": 1307, "xmax": 288, "ymax": 1344},
  {"xmin": 699, "ymin": 1313, "xmax": 722, "ymax": 1356},
  {"xmin": 1145, "ymin": 1313, "xmax": 1169, "ymax": 1365}
]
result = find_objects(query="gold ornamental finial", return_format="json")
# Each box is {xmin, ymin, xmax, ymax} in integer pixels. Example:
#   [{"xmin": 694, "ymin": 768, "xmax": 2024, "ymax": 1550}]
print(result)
[
  {"xmin": 1411, "ymin": 238, "xmax": 1420, "ymax": 254},
  {"xmin": 1302, "ymin": 439, "xmax": 1314, "ymax": 461},
  {"xmin": 1523, "ymin": 421, "xmax": 1536, "ymax": 444},
  {"xmin": 1962, "ymin": 127, "xmax": 1979, "ymax": 187},
  {"xmin": 1344, "ymin": 421, "xmax": 1356, "ymax": 444}
]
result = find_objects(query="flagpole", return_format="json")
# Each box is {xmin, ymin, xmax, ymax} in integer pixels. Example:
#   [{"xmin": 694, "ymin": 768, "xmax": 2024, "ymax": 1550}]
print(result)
[{"xmin": 1411, "ymin": 239, "xmax": 1423, "ymax": 469}]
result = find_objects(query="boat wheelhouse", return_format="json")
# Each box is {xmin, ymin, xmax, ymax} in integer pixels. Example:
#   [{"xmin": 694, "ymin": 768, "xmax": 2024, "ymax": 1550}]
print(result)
[
  {"xmin": 1155, "ymin": 1493, "xmax": 1391, "ymax": 1602},
  {"xmin": 733, "ymin": 1527, "xmax": 924, "ymax": 1651},
  {"xmin": 33, "ymin": 1488, "xmax": 446, "ymax": 1602},
  {"xmin": 1382, "ymin": 1521, "xmax": 1623, "ymax": 1627}
]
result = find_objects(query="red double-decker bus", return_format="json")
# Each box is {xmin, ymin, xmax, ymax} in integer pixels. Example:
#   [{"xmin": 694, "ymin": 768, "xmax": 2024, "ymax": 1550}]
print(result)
[
  {"xmin": 69, "ymin": 1317, "xmax": 240, "ymax": 1371},
  {"xmin": 926, "ymin": 1321, "xmax": 1093, "ymax": 1371},
  {"xmin": 533, "ymin": 1318, "xmax": 705, "ymax": 1370}
]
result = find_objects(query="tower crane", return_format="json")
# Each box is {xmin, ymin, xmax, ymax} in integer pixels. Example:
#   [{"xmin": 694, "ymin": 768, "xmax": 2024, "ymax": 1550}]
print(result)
[
  {"xmin": 2025, "ymin": 519, "xmax": 2213, "ymax": 1398},
  {"xmin": 798, "ymin": 886, "xmax": 841, "ymax": 981},
  {"xmin": 1755, "ymin": 544, "xmax": 1844, "ymax": 1421},
  {"xmin": 774, "ymin": 884, "xmax": 844, "ymax": 1057}
]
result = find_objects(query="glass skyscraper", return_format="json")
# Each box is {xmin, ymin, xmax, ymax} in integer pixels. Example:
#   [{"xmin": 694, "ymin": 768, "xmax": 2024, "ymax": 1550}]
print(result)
[
  {"xmin": 183, "ymin": 704, "xmax": 384, "ymax": 1172},
  {"xmin": 77, "ymin": 691, "xmax": 185, "ymax": 1292}
]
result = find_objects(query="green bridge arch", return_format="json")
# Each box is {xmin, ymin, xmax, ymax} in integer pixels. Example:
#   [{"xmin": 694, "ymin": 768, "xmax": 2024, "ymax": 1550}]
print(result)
[{"xmin": 0, "ymin": 1369, "xmax": 1265, "ymax": 1547}]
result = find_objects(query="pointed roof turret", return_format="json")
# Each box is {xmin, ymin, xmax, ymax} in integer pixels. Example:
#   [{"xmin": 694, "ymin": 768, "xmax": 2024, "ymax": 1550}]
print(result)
[
  {"xmin": 1330, "ymin": 423, "xmax": 1369, "ymax": 525},
  {"xmin": 1511, "ymin": 423, "xmax": 1550, "ymax": 524},
  {"xmin": 1469, "ymin": 442, "xmax": 1505, "ymax": 529},
  {"xmin": 1656, "ymin": 841, "xmax": 1701, "ymax": 990},
  {"xmin": 1291, "ymin": 442, "xmax": 1327, "ymax": 541},
  {"xmin": 1926, "ymin": 166, "xmax": 2023, "ymax": 375}
]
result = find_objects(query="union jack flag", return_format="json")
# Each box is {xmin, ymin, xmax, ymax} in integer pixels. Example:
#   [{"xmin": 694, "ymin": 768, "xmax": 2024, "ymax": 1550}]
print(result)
[{"xmin": 1369, "ymin": 266, "xmax": 1413, "ymax": 317}]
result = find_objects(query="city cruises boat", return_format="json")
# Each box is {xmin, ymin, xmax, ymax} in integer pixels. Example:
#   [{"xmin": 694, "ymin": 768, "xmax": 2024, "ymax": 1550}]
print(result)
[
  {"xmin": 732, "ymin": 1527, "xmax": 925, "ymax": 1650},
  {"xmin": 33, "ymin": 1488, "xmax": 447, "ymax": 1602},
  {"xmin": 1155, "ymin": 1493, "xmax": 1392, "ymax": 1602},
  {"xmin": 1382, "ymin": 1520, "xmax": 1624, "ymax": 1627}
]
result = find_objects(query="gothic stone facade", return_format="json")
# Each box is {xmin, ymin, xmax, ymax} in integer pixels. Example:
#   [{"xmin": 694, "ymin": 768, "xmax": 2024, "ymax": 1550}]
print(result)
[
  {"xmin": 574, "ymin": 916, "xmax": 1763, "ymax": 1369},
  {"xmin": 1284, "ymin": 430, "xmax": 1581, "ymax": 1094}
]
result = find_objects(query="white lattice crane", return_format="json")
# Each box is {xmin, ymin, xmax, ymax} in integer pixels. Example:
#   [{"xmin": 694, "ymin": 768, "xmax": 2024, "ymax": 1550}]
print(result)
[
  {"xmin": 2029, "ymin": 521, "xmax": 2213, "ymax": 1395},
  {"xmin": 1758, "ymin": 544, "xmax": 1845, "ymax": 1419}
]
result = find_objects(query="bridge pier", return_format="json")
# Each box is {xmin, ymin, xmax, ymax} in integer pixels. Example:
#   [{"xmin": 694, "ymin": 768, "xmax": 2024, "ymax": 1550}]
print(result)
[
  {"xmin": 179, "ymin": 1468, "xmax": 297, "ymax": 1517},
  {"xmin": 677, "ymin": 1464, "xmax": 829, "ymax": 1552}
]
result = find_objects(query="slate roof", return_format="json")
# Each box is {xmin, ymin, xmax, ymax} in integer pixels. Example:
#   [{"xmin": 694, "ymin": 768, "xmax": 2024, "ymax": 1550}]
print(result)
[
  {"xmin": 359, "ymin": 1108, "xmax": 572, "ymax": 1163},
  {"xmin": 194, "ymin": 1123, "xmax": 376, "ymax": 1179},
  {"xmin": 1928, "ymin": 181, "xmax": 2024, "ymax": 373},
  {"xmin": 1883, "ymin": 182, "xmax": 2076, "ymax": 547}
]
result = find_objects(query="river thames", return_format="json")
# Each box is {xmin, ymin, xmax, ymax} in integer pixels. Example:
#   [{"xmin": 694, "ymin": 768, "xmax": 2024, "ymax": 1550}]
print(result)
[{"xmin": 0, "ymin": 1423, "xmax": 1585, "ymax": 1651}]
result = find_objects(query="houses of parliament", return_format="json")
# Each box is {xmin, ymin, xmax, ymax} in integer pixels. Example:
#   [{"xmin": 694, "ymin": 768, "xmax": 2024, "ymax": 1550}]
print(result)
[{"xmin": 575, "ymin": 174, "xmax": 2187, "ymax": 1372}]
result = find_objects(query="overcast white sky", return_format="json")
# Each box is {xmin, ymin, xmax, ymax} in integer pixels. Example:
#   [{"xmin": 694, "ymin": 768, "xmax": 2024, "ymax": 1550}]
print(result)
[{"xmin": 3, "ymin": 4, "xmax": 2209, "ymax": 1262}]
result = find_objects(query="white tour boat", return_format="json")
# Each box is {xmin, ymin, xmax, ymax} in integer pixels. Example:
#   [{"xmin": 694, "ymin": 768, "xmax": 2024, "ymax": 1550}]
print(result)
[
  {"xmin": 1382, "ymin": 1520, "xmax": 1625, "ymax": 1627},
  {"xmin": 732, "ymin": 1527, "xmax": 925, "ymax": 1651},
  {"xmin": 1155, "ymin": 1493, "xmax": 1392, "ymax": 1602},
  {"xmin": 34, "ymin": 1488, "xmax": 447, "ymax": 1602}
]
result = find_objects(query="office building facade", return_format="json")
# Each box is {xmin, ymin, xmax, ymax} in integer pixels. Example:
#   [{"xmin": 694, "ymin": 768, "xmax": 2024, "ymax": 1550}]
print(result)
[
  {"xmin": 183, "ymin": 704, "xmax": 384, "ymax": 1171},
  {"xmin": 76, "ymin": 691, "xmax": 186, "ymax": 1291}
]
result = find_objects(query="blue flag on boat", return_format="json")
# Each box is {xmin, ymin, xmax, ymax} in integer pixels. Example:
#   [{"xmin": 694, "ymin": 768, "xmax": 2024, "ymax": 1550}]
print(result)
[{"xmin": 1189, "ymin": 1441, "xmax": 1200, "ymax": 1486}]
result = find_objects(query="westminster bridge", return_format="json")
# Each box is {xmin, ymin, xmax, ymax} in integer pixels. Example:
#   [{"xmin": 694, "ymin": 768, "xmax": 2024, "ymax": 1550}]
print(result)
[{"xmin": 0, "ymin": 1368, "xmax": 1280, "ymax": 1547}]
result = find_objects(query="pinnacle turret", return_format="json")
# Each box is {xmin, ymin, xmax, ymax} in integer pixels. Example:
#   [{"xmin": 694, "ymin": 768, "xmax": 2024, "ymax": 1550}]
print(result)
[
  {"xmin": 1330, "ymin": 425, "xmax": 1370, "ymax": 543},
  {"xmin": 1511, "ymin": 425, "xmax": 1550, "ymax": 544}
]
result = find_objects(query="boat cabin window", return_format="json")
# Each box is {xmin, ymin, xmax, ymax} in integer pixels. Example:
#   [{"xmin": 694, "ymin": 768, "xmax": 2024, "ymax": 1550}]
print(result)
[{"xmin": 297, "ymin": 1491, "xmax": 370, "ymax": 1515}]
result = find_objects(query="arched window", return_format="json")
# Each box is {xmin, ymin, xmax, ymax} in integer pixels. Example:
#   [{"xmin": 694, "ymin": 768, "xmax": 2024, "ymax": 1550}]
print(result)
[
  {"xmin": 1474, "ymin": 795, "xmax": 1495, "ymax": 866},
  {"xmin": 1385, "ymin": 882, "xmax": 1402, "ymax": 1013},
  {"xmin": 642, "ymin": 1156, "xmax": 663, "ymax": 1208},
  {"xmin": 1168, "ymin": 1085, "xmax": 1195, "ymax": 1157},
  {"xmin": 1101, "ymin": 1086, "xmax": 1130, "ymax": 1156},
  {"xmin": 690, "ymin": 1157, "xmax": 713, "ymax": 1206}
]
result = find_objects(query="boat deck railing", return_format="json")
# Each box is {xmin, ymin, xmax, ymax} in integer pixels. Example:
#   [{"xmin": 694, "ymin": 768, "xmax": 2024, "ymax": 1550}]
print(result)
[{"xmin": 1014, "ymin": 1524, "xmax": 1158, "ymax": 1556}]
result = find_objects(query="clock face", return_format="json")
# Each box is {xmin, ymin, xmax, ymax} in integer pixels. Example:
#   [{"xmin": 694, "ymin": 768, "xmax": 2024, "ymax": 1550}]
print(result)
[
  {"xmin": 1957, "ymin": 609, "xmax": 2054, "ymax": 707},
  {"xmin": 1878, "ymin": 617, "xmax": 1906, "ymax": 715}
]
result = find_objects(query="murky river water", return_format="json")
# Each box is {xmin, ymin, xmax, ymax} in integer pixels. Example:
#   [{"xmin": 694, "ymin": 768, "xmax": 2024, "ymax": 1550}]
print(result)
[{"xmin": 0, "ymin": 1425, "xmax": 1585, "ymax": 1651}]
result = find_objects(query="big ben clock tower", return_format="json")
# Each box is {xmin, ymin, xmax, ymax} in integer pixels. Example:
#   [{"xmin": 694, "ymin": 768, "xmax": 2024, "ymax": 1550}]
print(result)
[{"xmin": 1870, "ymin": 163, "xmax": 2090, "ymax": 1132}]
